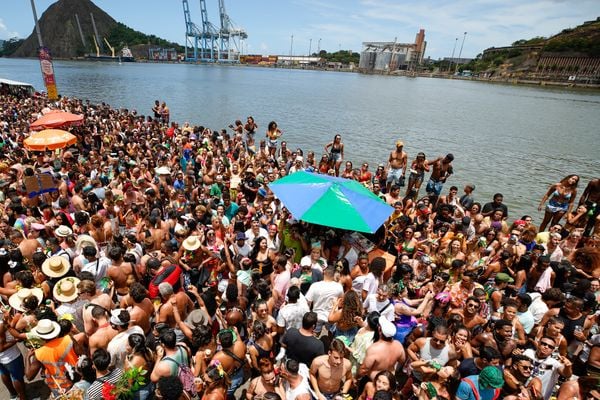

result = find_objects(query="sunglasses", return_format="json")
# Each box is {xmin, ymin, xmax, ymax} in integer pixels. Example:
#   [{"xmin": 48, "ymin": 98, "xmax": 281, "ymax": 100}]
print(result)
[
  {"xmin": 540, "ymin": 342, "xmax": 555, "ymax": 348},
  {"xmin": 519, "ymin": 365, "xmax": 533, "ymax": 371},
  {"xmin": 432, "ymin": 338, "xmax": 445, "ymax": 345}
]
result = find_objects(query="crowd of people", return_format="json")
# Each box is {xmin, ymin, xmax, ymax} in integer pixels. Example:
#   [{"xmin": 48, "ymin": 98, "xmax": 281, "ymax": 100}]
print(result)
[{"xmin": 0, "ymin": 85, "xmax": 599, "ymax": 400}]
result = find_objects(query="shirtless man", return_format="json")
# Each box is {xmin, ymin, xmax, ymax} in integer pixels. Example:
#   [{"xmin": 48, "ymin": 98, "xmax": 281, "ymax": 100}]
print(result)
[
  {"xmin": 211, "ymin": 328, "xmax": 248, "ymax": 397},
  {"xmin": 107, "ymin": 247, "xmax": 135, "ymax": 301},
  {"xmin": 579, "ymin": 178, "xmax": 600, "ymax": 237},
  {"xmin": 525, "ymin": 255, "xmax": 555, "ymax": 293},
  {"xmin": 119, "ymin": 282, "xmax": 153, "ymax": 334},
  {"xmin": 471, "ymin": 319, "xmax": 517, "ymax": 359},
  {"xmin": 448, "ymin": 296, "xmax": 487, "ymax": 330},
  {"xmin": 156, "ymin": 282, "xmax": 194, "ymax": 329},
  {"xmin": 359, "ymin": 316, "xmax": 405, "ymax": 380},
  {"xmin": 385, "ymin": 186, "xmax": 402, "ymax": 206},
  {"xmin": 425, "ymin": 154, "xmax": 454, "ymax": 207},
  {"xmin": 88, "ymin": 305, "xmax": 118, "ymax": 355},
  {"xmin": 11, "ymin": 230, "xmax": 39, "ymax": 261},
  {"xmin": 386, "ymin": 140, "xmax": 408, "ymax": 192},
  {"xmin": 82, "ymin": 280, "xmax": 113, "ymax": 336},
  {"xmin": 309, "ymin": 339, "xmax": 352, "ymax": 400},
  {"xmin": 71, "ymin": 184, "xmax": 86, "ymax": 212}
]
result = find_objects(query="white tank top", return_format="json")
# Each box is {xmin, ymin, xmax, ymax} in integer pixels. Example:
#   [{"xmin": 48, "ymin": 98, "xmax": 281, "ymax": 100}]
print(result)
[{"xmin": 0, "ymin": 323, "xmax": 21, "ymax": 363}]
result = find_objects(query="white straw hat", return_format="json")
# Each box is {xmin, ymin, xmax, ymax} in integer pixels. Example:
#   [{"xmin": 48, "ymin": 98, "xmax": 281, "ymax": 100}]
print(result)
[
  {"xmin": 8, "ymin": 287, "xmax": 44, "ymax": 312},
  {"xmin": 31, "ymin": 319, "xmax": 61, "ymax": 340}
]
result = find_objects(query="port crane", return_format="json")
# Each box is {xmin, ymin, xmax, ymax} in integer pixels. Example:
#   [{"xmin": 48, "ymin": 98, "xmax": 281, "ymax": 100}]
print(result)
[
  {"xmin": 103, "ymin": 38, "xmax": 116, "ymax": 57},
  {"xmin": 217, "ymin": 0, "xmax": 247, "ymax": 61},
  {"xmin": 182, "ymin": 0, "xmax": 246, "ymax": 62}
]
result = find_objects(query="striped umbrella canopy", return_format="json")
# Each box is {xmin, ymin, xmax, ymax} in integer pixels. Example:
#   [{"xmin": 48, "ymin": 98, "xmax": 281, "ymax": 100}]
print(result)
[{"xmin": 269, "ymin": 171, "xmax": 393, "ymax": 233}]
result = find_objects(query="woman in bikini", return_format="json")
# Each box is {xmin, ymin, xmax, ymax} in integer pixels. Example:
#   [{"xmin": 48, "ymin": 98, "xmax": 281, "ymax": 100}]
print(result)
[
  {"xmin": 247, "ymin": 320, "xmax": 275, "ymax": 372},
  {"xmin": 406, "ymin": 152, "xmax": 430, "ymax": 200},
  {"xmin": 249, "ymin": 236, "xmax": 275, "ymax": 278},
  {"xmin": 265, "ymin": 121, "xmax": 281, "ymax": 158},
  {"xmin": 324, "ymin": 134, "xmax": 344, "ymax": 176},
  {"xmin": 399, "ymin": 227, "xmax": 418, "ymax": 258},
  {"xmin": 538, "ymin": 174, "xmax": 579, "ymax": 232},
  {"xmin": 340, "ymin": 161, "xmax": 354, "ymax": 179}
]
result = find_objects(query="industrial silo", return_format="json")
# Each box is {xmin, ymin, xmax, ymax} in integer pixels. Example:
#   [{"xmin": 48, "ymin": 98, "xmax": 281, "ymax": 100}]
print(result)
[
  {"xmin": 359, "ymin": 49, "xmax": 377, "ymax": 71},
  {"xmin": 375, "ymin": 49, "xmax": 392, "ymax": 71}
]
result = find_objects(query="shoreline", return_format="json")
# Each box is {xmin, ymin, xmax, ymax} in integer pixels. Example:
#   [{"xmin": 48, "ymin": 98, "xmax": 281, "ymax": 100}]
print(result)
[{"xmin": 6, "ymin": 56, "xmax": 600, "ymax": 91}]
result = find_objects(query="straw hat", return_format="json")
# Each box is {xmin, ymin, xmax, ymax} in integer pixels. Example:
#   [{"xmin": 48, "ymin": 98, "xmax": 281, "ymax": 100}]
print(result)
[
  {"xmin": 55, "ymin": 225, "xmax": 73, "ymax": 238},
  {"xmin": 53, "ymin": 277, "xmax": 80, "ymax": 303},
  {"xmin": 8, "ymin": 287, "xmax": 44, "ymax": 312},
  {"xmin": 75, "ymin": 234, "xmax": 98, "ymax": 254},
  {"xmin": 42, "ymin": 256, "xmax": 70, "ymax": 278},
  {"xmin": 182, "ymin": 236, "xmax": 201, "ymax": 251},
  {"xmin": 31, "ymin": 319, "xmax": 61, "ymax": 340}
]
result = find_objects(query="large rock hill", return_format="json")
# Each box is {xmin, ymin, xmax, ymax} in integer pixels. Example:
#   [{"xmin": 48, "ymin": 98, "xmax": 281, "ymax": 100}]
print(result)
[{"xmin": 13, "ymin": 0, "xmax": 118, "ymax": 58}]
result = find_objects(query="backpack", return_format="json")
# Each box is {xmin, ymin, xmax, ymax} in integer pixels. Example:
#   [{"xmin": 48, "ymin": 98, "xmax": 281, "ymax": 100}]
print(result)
[{"xmin": 165, "ymin": 349, "xmax": 197, "ymax": 398}]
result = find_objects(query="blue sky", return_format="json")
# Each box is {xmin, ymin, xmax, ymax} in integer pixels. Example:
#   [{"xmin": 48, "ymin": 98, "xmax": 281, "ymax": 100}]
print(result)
[{"xmin": 1, "ymin": 0, "xmax": 598, "ymax": 59}]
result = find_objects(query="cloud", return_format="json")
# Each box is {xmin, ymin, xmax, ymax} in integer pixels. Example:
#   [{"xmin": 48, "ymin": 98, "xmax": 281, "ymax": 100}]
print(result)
[
  {"xmin": 0, "ymin": 18, "xmax": 20, "ymax": 40},
  {"xmin": 307, "ymin": 0, "xmax": 599, "ymax": 58}
]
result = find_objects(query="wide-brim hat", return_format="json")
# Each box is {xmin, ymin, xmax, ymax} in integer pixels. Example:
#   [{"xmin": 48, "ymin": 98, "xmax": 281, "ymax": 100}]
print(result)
[
  {"xmin": 55, "ymin": 225, "xmax": 73, "ymax": 238},
  {"xmin": 182, "ymin": 235, "xmax": 201, "ymax": 251},
  {"xmin": 53, "ymin": 277, "xmax": 80, "ymax": 303},
  {"xmin": 8, "ymin": 287, "xmax": 44, "ymax": 312},
  {"xmin": 42, "ymin": 255, "xmax": 70, "ymax": 278},
  {"xmin": 31, "ymin": 319, "xmax": 61, "ymax": 340},
  {"xmin": 155, "ymin": 166, "xmax": 171, "ymax": 175},
  {"xmin": 185, "ymin": 309, "xmax": 210, "ymax": 327}
]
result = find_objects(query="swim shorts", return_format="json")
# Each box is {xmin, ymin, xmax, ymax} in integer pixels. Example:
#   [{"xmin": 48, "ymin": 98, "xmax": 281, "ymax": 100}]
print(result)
[
  {"xmin": 387, "ymin": 168, "xmax": 403, "ymax": 184},
  {"xmin": 426, "ymin": 179, "xmax": 444, "ymax": 196}
]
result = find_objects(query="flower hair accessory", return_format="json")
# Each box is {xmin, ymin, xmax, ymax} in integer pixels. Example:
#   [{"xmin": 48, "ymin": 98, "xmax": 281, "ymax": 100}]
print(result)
[{"xmin": 210, "ymin": 359, "xmax": 225, "ymax": 377}]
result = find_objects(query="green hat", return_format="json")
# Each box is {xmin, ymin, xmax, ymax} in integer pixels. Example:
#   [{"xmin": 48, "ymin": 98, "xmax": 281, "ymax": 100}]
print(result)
[
  {"xmin": 479, "ymin": 366, "xmax": 504, "ymax": 389},
  {"xmin": 495, "ymin": 272, "xmax": 514, "ymax": 284}
]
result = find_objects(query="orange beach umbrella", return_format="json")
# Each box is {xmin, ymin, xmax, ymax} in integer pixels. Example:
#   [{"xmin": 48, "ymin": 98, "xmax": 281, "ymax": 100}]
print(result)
[
  {"xmin": 24, "ymin": 129, "xmax": 78, "ymax": 151},
  {"xmin": 30, "ymin": 110, "xmax": 83, "ymax": 130}
]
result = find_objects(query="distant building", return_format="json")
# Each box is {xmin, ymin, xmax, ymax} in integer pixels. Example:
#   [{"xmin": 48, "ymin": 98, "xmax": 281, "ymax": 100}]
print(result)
[
  {"xmin": 359, "ymin": 29, "xmax": 426, "ymax": 72},
  {"xmin": 148, "ymin": 48, "xmax": 178, "ymax": 61},
  {"xmin": 240, "ymin": 55, "xmax": 278, "ymax": 65},
  {"xmin": 276, "ymin": 55, "xmax": 321, "ymax": 65}
]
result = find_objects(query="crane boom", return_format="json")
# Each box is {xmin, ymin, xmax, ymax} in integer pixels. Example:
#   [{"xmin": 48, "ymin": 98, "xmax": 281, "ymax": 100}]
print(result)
[
  {"xmin": 103, "ymin": 38, "xmax": 115, "ymax": 57},
  {"xmin": 92, "ymin": 35, "xmax": 100, "ymax": 57}
]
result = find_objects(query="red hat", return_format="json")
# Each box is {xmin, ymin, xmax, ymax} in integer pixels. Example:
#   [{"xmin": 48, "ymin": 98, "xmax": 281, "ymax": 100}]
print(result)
[
  {"xmin": 122, "ymin": 182, "xmax": 133, "ymax": 193},
  {"xmin": 514, "ymin": 220, "xmax": 527, "ymax": 226}
]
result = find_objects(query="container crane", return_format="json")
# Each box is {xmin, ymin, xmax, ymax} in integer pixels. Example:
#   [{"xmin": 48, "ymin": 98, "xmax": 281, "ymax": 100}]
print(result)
[
  {"xmin": 218, "ymin": 0, "xmax": 247, "ymax": 62},
  {"xmin": 182, "ymin": 0, "xmax": 247, "ymax": 63},
  {"xmin": 182, "ymin": 0, "xmax": 220, "ymax": 62}
]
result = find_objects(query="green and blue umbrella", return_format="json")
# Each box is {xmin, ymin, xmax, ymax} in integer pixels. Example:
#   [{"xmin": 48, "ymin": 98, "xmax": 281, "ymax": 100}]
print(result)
[{"xmin": 269, "ymin": 171, "xmax": 393, "ymax": 233}]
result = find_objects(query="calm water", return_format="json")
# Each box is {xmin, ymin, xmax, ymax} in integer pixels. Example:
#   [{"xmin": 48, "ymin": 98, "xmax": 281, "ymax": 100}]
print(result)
[{"xmin": 1, "ymin": 58, "xmax": 599, "ymax": 220}]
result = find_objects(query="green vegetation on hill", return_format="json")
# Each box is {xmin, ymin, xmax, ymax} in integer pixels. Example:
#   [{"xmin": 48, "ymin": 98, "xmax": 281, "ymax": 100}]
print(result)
[
  {"xmin": 314, "ymin": 50, "xmax": 360, "ymax": 65},
  {"xmin": 0, "ymin": 38, "xmax": 25, "ymax": 57},
  {"xmin": 107, "ymin": 22, "xmax": 184, "ymax": 52},
  {"xmin": 544, "ymin": 36, "xmax": 600, "ymax": 55},
  {"xmin": 459, "ymin": 19, "xmax": 600, "ymax": 73}
]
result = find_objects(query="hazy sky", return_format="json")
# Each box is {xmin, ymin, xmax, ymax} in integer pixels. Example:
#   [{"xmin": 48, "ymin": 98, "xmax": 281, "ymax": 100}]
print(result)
[{"xmin": 2, "ymin": 0, "xmax": 598, "ymax": 59}]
